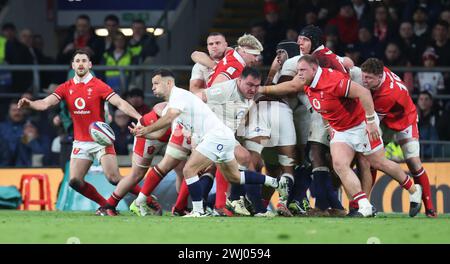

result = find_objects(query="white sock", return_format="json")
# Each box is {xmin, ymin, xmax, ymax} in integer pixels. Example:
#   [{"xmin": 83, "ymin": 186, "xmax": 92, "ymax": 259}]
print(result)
[
  {"xmin": 281, "ymin": 173, "xmax": 294, "ymax": 182},
  {"xmin": 357, "ymin": 198, "xmax": 371, "ymax": 209},
  {"xmin": 136, "ymin": 192, "xmax": 147, "ymax": 206},
  {"xmin": 264, "ymin": 176, "xmax": 277, "ymax": 188},
  {"xmin": 192, "ymin": 201, "xmax": 204, "ymax": 214},
  {"xmin": 240, "ymin": 171, "xmax": 246, "ymax": 184}
]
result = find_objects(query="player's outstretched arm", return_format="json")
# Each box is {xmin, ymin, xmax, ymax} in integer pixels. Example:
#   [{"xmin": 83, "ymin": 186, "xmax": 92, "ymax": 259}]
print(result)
[
  {"xmin": 132, "ymin": 108, "xmax": 180, "ymax": 137},
  {"xmin": 108, "ymin": 94, "xmax": 142, "ymax": 120},
  {"xmin": 17, "ymin": 95, "xmax": 59, "ymax": 111},
  {"xmin": 191, "ymin": 51, "xmax": 216, "ymax": 69},
  {"xmin": 258, "ymin": 74, "xmax": 305, "ymax": 96}
]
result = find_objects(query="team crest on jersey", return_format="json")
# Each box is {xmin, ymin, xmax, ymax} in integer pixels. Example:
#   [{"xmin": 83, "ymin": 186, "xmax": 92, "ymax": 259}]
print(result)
[
  {"xmin": 69, "ymin": 89, "xmax": 73, "ymax": 95},
  {"xmin": 312, "ymin": 98, "xmax": 321, "ymax": 110},
  {"xmin": 87, "ymin": 87, "xmax": 93, "ymax": 95},
  {"xmin": 217, "ymin": 144, "xmax": 224, "ymax": 151}
]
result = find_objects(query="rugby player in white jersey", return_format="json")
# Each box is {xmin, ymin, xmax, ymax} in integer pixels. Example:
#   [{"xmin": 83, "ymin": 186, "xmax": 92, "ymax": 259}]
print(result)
[{"xmin": 131, "ymin": 69, "xmax": 278, "ymax": 217}]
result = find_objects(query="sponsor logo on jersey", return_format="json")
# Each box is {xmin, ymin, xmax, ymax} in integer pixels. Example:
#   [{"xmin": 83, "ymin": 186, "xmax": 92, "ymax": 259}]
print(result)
[
  {"xmin": 217, "ymin": 144, "xmax": 224, "ymax": 151},
  {"xmin": 73, "ymin": 97, "xmax": 91, "ymax": 114}
]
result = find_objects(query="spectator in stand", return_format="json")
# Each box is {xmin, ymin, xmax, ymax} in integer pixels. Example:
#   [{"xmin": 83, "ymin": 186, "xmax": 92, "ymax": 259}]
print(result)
[
  {"xmin": 415, "ymin": 48, "xmax": 445, "ymax": 96},
  {"xmin": 372, "ymin": 4, "xmax": 397, "ymax": 45},
  {"xmin": 250, "ymin": 21, "xmax": 270, "ymax": 66},
  {"xmin": 285, "ymin": 27, "xmax": 298, "ymax": 42},
  {"xmin": 262, "ymin": 1, "xmax": 287, "ymax": 64},
  {"xmin": 429, "ymin": 20, "xmax": 450, "ymax": 67},
  {"xmin": 355, "ymin": 24, "xmax": 382, "ymax": 63},
  {"xmin": 412, "ymin": 6, "xmax": 430, "ymax": 39},
  {"xmin": 383, "ymin": 42, "xmax": 414, "ymax": 89},
  {"xmin": 124, "ymin": 88, "xmax": 150, "ymax": 116},
  {"xmin": 351, "ymin": 0, "xmax": 371, "ymax": 24},
  {"xmin": 403, "ymin": 0, "xmax": 443, "ymax": 26},
  {"xmin": 417, "ymin": 91, "xmax": 441, "ymax": 159},
  {"xmin": 327, "ymin": 1, "xmax": 359, "ymax": 45},
  {"xmin": 0, "ymin": 100, "xmax": 26, "ymax": 165},
  {"xmin": 110, "ymin": 109, "xmax": 133, "ymax": 156},
  {"xmin": 323, "ymin": 25, "xmax": 344, "ymax": 55},
  {"xmin": 128, "ymin": 19, "xmax": 159, "ymax": 64},
  {"xmin": 101, "ymin": 32, "xmax": 137, "ymax": 94},
  {"xmin": 439, "ymin": 9, "xmax": 450, "ymax": 25},
  {"xmin": 103, "ymin": 14, "xmax": 120, "ymax": 52},
  {"xmin": 4, "ymin": 23, "xmax": 34, "ymax": 93},
  {"xmin": 395, "ymin": 21, "xmax": 426, "ymax": 66},
  {"xmin": 31, "ymin": 34, "xmax": 56, "ymax": 89},
  {"xmin": 57, "ymin": 14, "xmax": 104, "ymax": 64},
  {"xmin": 343, "ymin": 43, "xmax": 360, "ymax": 66},
  {"xmin": 16, "ymin": 120, "xmax": 50, "ymax": 167}
]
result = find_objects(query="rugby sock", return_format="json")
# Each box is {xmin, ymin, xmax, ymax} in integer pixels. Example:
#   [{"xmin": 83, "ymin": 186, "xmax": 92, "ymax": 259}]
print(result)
[
  {"xmin": 186, "ymin": 176, "xmax": 204, "ymax": 213},
  {"xmin": 229, "ymin": 184, "xmax": 245, "ymax": 201},
  {"xmin": 174, "ymin": 180, "xmax": 189, "ymax": 210},
  {"xmin": 141, "ymin": 166, "xmax": 164, "ymax": 196},
  {"xmin": 349, "ymin": 200, "xmax": 359, "ymax": 210},
  {"xmin": 401, "ymin": 175, "xmax": 413, "ymax": 191},
  {"xmin": 76, "ymin": 182, "xmax": 107, "ymax": 207},
  {"xmin": 323, "ymin": 174, "xmax": 344, "ymax": 210},
  {"xmin": 292, "ymin": 165, "xmax": 312, "ymax": 202},
  {"xmin": 215, "ymin": 169, "xmax": 228, "ymax": 209},
  {"xmin": 412, "ymin": 167, "xmax": 435, "ymax": 211},
  {"xmin": 130, "ymin": 185, "xmax": 141, "ymax": 196},
  {"xmin": 106, "ymin": 192, "xmax": 123, "ymax": 207},
  {"xmin": 312, "ymin": 168, "xmax": 330, "ymax": 210},
  {"xmin": 352, "ymin": 191, "xmax": 370, "ymax": 209},
  {"xmin": 199, "ymin": 173, "xmax": 214, "ymax": 202},
  {"xmin": 240, "ymin": 170, "xmax": 277, "ymax": 187},
  {"xmin": 245, "ymin": 184, "xmax": 266, "ymax": 213}
]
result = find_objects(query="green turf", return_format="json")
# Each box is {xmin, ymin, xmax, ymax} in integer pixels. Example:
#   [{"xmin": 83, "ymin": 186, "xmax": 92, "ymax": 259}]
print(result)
[{"xmin": 0, "ymin": 210, "xmax": 449, "ymax": 244}]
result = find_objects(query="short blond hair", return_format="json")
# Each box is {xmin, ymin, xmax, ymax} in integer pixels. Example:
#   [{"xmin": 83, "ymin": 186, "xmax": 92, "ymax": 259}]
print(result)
[{"xmin": 237, "ymin": 34, "xmax": 263, "ymax": 52}]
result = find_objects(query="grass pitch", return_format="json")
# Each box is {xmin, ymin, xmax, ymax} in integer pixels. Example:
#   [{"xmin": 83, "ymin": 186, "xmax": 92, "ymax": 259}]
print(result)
[{"xmin": 0, "ymin": 210, "xmax": 449, "ymax": 244}]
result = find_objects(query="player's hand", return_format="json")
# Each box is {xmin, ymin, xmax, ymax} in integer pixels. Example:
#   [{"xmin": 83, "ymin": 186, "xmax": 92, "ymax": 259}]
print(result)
[
  {"xmin": 366, "ymin": 122, "xmax": 380, "ymax": 142},
  {"xmin": 17, "ymin": 98, "xmax": 31, "ymax": 109},
  {"xmin": 128, "ymin": 122, "xmax": 140, "ymax": 136},
  {"xmin": 270, "ymin": 56, "xmax": 282, "ymax": 72}
]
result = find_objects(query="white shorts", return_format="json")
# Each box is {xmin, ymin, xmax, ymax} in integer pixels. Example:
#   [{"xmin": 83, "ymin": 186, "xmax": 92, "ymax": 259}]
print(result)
[
  {"xmin": 394, "ymin": 123, "xmax": 419, "ymax": 142},
  {"xmin": 245, "ymin": 101, "xmax": 296, "ymax": 147},
  {"xmin": 196, "ymin": 127, "xmax": 235, "ymax": 163},
  {"xmin": 133, "ymin": 137, "xmax": 167, "ymax": 167},
  {"xmin": 330, "ymin": 121, "xmax": 383, "ymax": 155},
  {"xmin": 71, "ymin": 140, "xmax": 116, "ymax": 161},
  {"xmin": 292, "ymin": 104, "xmax": 311, "ymax": 146},
  {"xmin": 308, "ymin": 109, "xmax": 330, "ymax": 146}
]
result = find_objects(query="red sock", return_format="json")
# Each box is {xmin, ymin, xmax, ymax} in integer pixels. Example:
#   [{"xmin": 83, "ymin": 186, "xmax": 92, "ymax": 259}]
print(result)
[
  {"xmin": 174, "ymin": 180, "xmax": 189, "ymax": 210},
  {"xmin": 106, "ymin": 192, "xmax": 123, "ymax": 207},
  {"xmin": 215, "ymin": 169, "xmax": 228, "ymax": 209},
  {"xmin": 141, "ymin": 166, "xmax": 164, "ymax": 196},
  {"xmin": 78, "ymin": 182, "xmax": 107, "ymax": 207},
  {"xmin": 352, "ymin": 192, "xmax": 367, "ymax": 207},
  {"xmin": 130, "ymin": 185, "xmax": 141, "ymax": 196},
  {"xmin": 412, "ymin": 167, "xmax": 435, "ymax": 211},
  {"xmin": 262, "ymin": 199, "xmax": 270, "ymax": 209},
  {"xmin": 349, "ymin": 200, "xmax": 359, "ymax": 210},
  {"xmin": 370, "ymin": 168, "xmax": 377, "ymax": 187},
  {"xmin": 401, "ymin": 175, "xmax": 413, "ymax": 190}
]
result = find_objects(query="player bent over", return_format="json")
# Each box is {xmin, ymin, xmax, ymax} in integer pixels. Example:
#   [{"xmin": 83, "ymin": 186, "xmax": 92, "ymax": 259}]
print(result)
[
  {"xmin": 131, "ymin": 69, "xmax": 278, "ymax": 217},
  {"xmin": 258, "ymin": 55, "xmax": 423, "ymax": 217}
]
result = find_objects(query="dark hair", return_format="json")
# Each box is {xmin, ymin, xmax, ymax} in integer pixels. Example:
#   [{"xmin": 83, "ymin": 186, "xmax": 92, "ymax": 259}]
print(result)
[
  {"xmin": 298, "ymin": 54, "xmax": 319, "ymax": 65},
  {"xmin": 76, "ymin": 14, "xmax": 91, "ymax": 23},
  {"xmin": 208, "ymin": 32, "xmax": 226, "ymax": 39},
  {"xmin": 241, "ymin": 66, "xmax": 261, "ymax": 80},
  {"xmin": 104, "ymin": 14, "xmax": 120, "ymax": 24},
  {"xmin": 72, "ymin": 48, "xmax": 92, "ymax": 61},
  {"xmin": 2, "ymin": 22, "xmax": 16, "ymax": 31},
  {"xmin": 434, "ymin": 20, "xmax": 449, "ymax": 29},
  {"xmin": 419, "ymin": 90, "xmax": 433, "ymax": 99},
  {"xmin": 152, "ymin": 69, "xmax": 175, "ymax": 79},
  {"xmin": 361, "ymin": 58, "xmax": 384, "ymax": 75},
  {"xmin": 132, "ymin": 19, "xmax": 146, "ymax": 26}
]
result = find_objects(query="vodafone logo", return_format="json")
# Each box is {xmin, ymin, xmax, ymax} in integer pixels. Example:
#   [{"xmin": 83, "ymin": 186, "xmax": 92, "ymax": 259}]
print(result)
[
  {"xmin": 74, "ymin": 98, "xmax": 86, "ymax": 110},
  {"xmin": 312, "ymin": 98, "xmax": 321, "ymax": 110}
]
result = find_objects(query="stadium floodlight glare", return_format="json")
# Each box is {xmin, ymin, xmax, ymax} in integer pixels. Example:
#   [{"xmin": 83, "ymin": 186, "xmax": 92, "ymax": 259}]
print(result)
[{"xmin": 95, "ymin": 27, "xmax": 164, "ymax": 37}]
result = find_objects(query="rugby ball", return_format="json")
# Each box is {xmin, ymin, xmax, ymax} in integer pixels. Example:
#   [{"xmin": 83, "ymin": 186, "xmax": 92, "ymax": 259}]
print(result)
[{"xmin": 89, "ymin": 121, "xmax": 115, "ymax": 146}]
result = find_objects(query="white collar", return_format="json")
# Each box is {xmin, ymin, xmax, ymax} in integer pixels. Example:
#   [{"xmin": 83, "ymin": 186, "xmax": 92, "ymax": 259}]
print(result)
[
  {"xmin": 377, "ymin": 71, "xmax": 386, "ymax": 89},
  {"xmin": 310, "ymin": 66, "xmax": 323, "ymax": 88},
  {"xmin": 73, "ymin": 72, "xmax": 93, "ymax": 84},
  {"xmin": 313, "ymin": 45, "xmax": 325, "ymax": 53}
]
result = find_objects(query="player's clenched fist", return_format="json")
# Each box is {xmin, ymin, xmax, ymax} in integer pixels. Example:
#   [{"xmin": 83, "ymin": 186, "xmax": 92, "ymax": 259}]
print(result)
[{"xmin": 17, "ymin": 98, "xmax": 31, "ymax": 109}]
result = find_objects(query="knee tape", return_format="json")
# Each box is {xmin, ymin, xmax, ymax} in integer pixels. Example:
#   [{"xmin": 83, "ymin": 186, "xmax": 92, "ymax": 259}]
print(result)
[
  {"xmin": 278, "ymin": 154, "xmax": 295, "ymax": 166},
  {"xmin": 244, "ymin": 140, "xmax": 264, "ymax": 154},
  {"xmin": 165, "ymin": 145, "xmax": 188, "ymax": 160},
  {"xmin": 401, "ymin": 140, "xmax": 420, "ymax": 159}
]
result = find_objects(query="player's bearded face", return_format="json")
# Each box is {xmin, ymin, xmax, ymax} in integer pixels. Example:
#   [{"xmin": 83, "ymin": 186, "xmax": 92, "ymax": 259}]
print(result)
[
  {"xmin": 72, "ymin": 54, "xmax": 92, "ymax": 77},
  {"xmin": 151, "ymin": 75, "xmax": 168, "ymax": 98}
]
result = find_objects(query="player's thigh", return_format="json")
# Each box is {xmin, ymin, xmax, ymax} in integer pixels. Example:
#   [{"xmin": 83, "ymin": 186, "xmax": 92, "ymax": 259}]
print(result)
[
  {"xmin": 183, "ymin": 150, "xmax": 214, "ymax": 178},
  {"xmin": 158, "ymin": 152, "xmax": 183, "ymax": 174},
  {"xmin": 70, "ymin": 158, "xmax": 93, "ymax": 181},
  {"xmin": 330, "ymin": 142, "xmax": 355, "ymax": 171}
]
